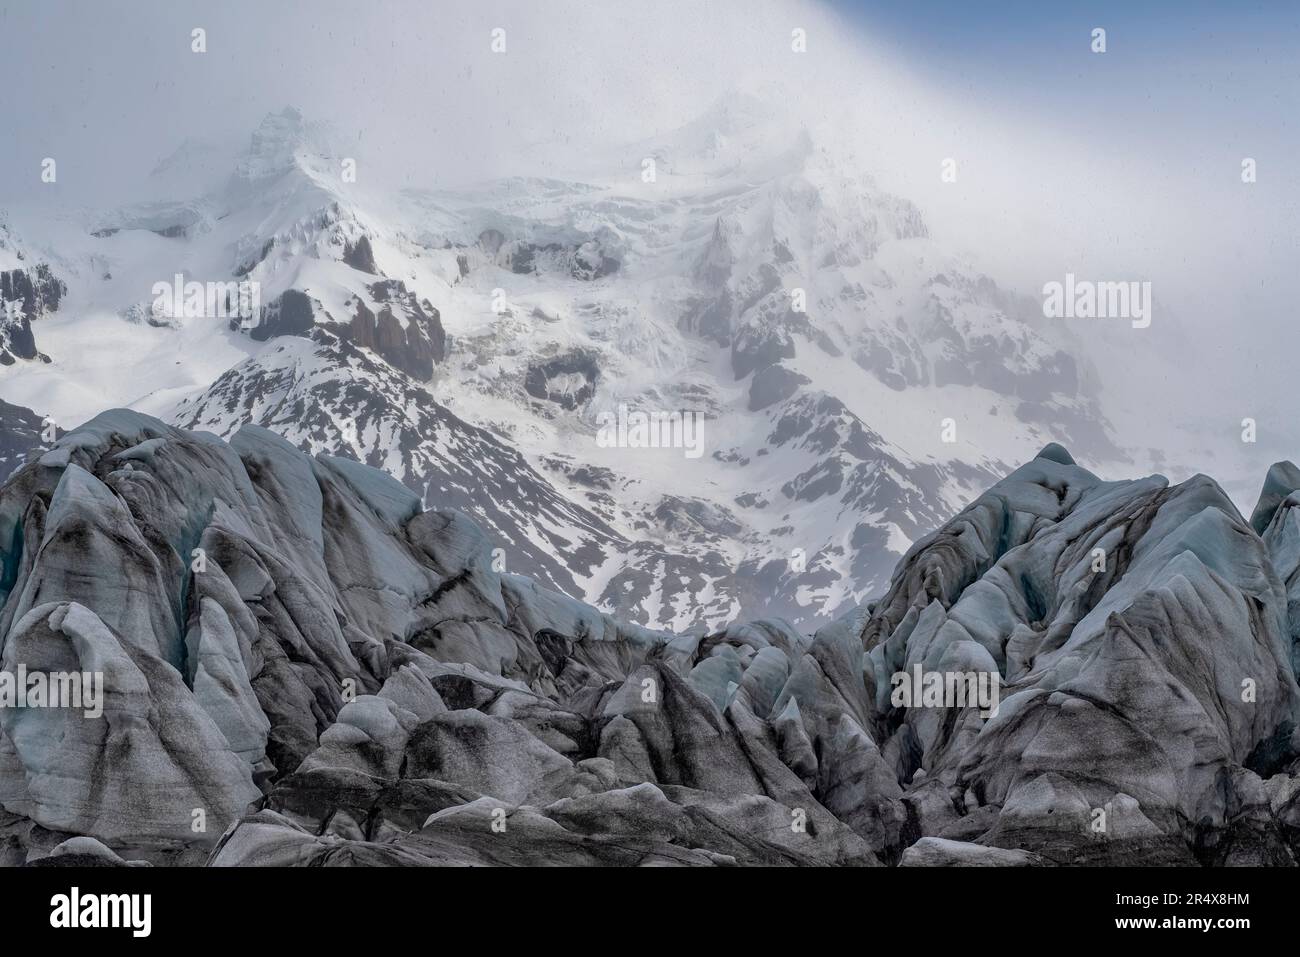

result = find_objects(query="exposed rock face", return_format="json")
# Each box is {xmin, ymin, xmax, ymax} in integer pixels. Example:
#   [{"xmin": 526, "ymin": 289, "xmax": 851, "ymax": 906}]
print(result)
[
  {"xmin": 0, "ymin": 417, "xmax": 1298, "ymax": 866},
  {"xmin": 499, "ymin": 237, "xmax": 620, "ymax": 281},
  {"xmin": 342, "ymin": 235, "xmax": 378, "ymax": 275},
  {"xmin": 247, "ymin": 289, "xmax": 317, "ymax": 341},
  {"xmin": 748, "ymin": 363, "xmax": 810, "ymax": 412},
  {"xmin": 524, "ymin": 350, "xmax": 600, "ymax": 411},
  {"xmin": 0, "ymin": 400, "xmax": 54, "ymax": 481},
  {"xmin": 0, "ymin": 264, "xmax": 65, "ymax": 321},
  {"xmin": 468, "ymin": 227, "xmax": 621, "ymax": 282},
  {"xmin": 343, "ymin": 281, "xmax": 446, "ymax": 381},
  {"xmin": 0, "ymin": 264, "xmax": 64, "ymax": 364},
  {"xmin": 0, "ymin": 310, "xmax": 40, "ymax": 365},
  {"xmin": 243, "ymin": 282, "xmax": 446, "ymax": 382}
]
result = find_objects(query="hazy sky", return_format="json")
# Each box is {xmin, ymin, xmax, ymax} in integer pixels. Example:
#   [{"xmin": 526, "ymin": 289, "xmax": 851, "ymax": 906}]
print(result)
[
  {"xmin": 1, "ymin": 0, "xmax": 1292, "ymax": 286},
  {"xmin": 1, "ymin": 0, "xmax": 1297, "ymax": 497}
]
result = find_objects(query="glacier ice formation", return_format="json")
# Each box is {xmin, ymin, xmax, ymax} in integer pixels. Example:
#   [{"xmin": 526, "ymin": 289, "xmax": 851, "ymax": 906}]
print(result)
[{"xmin": 0, "ymin": 412, "xmax": 1297, "ymax": 866}]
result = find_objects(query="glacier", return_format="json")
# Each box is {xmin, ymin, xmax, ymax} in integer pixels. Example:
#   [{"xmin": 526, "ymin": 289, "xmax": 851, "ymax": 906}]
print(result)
[{"xmin": 0, "ymin": 410, "xmax": 1295, "ymax": 866}]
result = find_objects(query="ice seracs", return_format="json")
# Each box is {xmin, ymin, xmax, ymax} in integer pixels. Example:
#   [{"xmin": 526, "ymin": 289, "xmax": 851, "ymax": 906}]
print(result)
[{"xmin": 0, "ymin": 419, "xmax": 1298, "ymax": 866}]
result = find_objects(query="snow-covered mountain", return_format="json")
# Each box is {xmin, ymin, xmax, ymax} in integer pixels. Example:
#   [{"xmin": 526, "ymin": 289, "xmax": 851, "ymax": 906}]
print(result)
[
  {"xmin": 0, "ymin": 97, "xmax": 1127, "ymax": 631},
  {"xmin": 0, "ymin": 216, "xmax": 65, "ymax": 366}
]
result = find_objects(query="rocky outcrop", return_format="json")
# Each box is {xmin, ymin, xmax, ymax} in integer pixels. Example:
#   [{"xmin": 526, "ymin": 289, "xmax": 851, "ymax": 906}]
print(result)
[
  {"xmin": 0, "ymin": 263, "xmax": 64, "ymax": 364},
  {"xmin": 0, "ymin": 264, "xmax": 65, "ymax": 322},
  {"xmin": 0, "ymin": 400, "xmax": 54, "ymax": 481},
  {"xmin": 0, "ymin": 310, "xmax": 40, "ymax": 365},
  {"xmin": 1, "ymin": 418, "xmax": 1299, "ymax": 866},
  {"xmin": 243, "ymin": 282, "xmax": 445, "ymax": 382},
  {"xmin": 748, "ymin": 363, "xmax": 810, "ymax": 412},
  {"xmin": 247, "ymin": 289, "xmax": 317, "ymax": 341},
  {"xmin": 342, "ymin": 236, "xmax": 377, "ymax": 275},
  {"xmin": 524, "ymin": 350, "xmax": 600, "ymax": 411},
  {"xmin": 342, "ymin": 281, "xmax": 445, "ymax": 380}
]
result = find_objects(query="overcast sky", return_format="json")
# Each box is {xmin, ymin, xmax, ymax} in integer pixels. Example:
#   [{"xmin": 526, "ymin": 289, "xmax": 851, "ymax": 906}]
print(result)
[{"xmin": 2, "ymin": 0, "xmax": 1291, "ymax": 291}]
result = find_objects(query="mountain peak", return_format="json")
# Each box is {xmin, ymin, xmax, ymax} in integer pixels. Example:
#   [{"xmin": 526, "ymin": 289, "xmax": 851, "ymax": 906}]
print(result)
[
  {"xmin": 696, "ymin": 88, "xmax": 779, "ymax": 135},
  {"xmin": 235, "ymin": 106, "xmax": 338, "ymax": 182}
]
